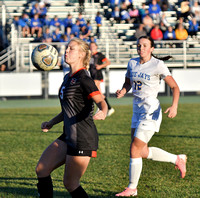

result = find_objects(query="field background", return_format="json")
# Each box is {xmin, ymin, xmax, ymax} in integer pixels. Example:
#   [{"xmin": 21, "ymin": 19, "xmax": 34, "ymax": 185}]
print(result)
[{"xmin": 0, "ymin": 96, "xmax": 200, "ymax": 197}]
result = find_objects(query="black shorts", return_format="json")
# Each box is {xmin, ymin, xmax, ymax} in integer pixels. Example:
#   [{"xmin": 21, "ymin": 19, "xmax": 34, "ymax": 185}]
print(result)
[{"xmin": 58, "ymin": 133, "xmax": 97, "ymax": 158}]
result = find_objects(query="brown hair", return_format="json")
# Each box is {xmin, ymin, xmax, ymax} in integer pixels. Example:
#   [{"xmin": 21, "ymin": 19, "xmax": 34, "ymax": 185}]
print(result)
[{"xmin": 138, "ymin": 36, "xmax": 173, "ymax": 61}]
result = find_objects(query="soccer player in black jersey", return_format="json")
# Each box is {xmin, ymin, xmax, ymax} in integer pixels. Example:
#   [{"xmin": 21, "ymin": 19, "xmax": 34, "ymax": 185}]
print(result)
[
  {"xmin": 35, "ymin": 38, "xmax": 108, "ymax": 198},
  {"xmin": 89, "ymin": 42, "xmax": 115, "ymax": 116}
]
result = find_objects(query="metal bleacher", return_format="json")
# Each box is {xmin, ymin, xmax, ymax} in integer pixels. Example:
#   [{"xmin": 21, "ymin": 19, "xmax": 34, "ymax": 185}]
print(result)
[{"xmin": 1, "ymin": 0, "xmax": 200, "ymax": 71}]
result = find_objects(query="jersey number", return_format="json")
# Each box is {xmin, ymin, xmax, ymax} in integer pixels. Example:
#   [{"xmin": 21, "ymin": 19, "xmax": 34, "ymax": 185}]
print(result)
[
  {"xmin": 133, "ymin": 81, "xmax": 142, "ymax": 90},
  {"xmin": 60, "ymin": 86, "xmax": 65, "ymax": 100}
]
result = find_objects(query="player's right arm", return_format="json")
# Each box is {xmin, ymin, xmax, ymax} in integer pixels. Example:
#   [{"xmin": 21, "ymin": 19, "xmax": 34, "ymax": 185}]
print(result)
[
  {"xmin": 116, "ymin": 77, "xmax": 132, "ymax": 98},
  {"xmin": 41, "ymin": 112, "xmax": 64, "ymax": 132}
]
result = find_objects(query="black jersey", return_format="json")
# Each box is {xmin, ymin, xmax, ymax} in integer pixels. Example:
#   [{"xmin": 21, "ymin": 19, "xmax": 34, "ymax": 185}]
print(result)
[
  {"xmin": 89, "ymin": 52, "xmax": 107, "ymax": 81},
  {"xmin": 59, "ymin": 68, "xmax": 101, "ymax": 150}
]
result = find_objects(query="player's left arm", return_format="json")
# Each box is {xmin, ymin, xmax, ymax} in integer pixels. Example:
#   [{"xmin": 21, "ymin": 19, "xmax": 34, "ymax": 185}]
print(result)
[
  {"xmin": 92, "ymin": 94, "xmax": 108, "ymax": 120},
  {"xmin": 164, "ymin": 75, "xmax": 180, "ymax": 118},
  {"xmin": 96, "ymin": 58, "xmax": 111, "ymax": 70}
]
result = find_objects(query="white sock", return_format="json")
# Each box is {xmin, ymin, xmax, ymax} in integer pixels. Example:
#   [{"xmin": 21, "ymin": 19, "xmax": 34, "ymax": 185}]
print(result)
[
  {"xmin": 128, "ymin": 158, "xmax": 142, "ymax": 189},
  {"xmin": 147, "ymin": 147, "xmax": 177, "ymax": 164}
]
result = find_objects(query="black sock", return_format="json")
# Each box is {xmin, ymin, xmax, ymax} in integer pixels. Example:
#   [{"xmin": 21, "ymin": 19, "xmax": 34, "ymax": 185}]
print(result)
[
  {"xmin": 37, "ymin": 175, "xmax": 53, "ymax": 198},
  {"xmin": 105, "ymin": 97, "xmax": 111, "ymax": 110},
  {"xmin": 70, "ymin": 185, "xmax": 88, "ymax": 198}
]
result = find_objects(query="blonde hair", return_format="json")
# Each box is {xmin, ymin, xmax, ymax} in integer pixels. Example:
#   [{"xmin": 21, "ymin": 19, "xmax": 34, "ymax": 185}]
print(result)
[{"xmin": 69, "ymin": 38, "xmax": 91, "ymax": 70}]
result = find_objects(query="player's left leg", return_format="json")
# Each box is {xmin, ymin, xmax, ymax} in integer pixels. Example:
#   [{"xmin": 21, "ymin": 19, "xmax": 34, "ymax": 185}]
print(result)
[
  {"xmin": 147, "ymin": 147, "xmax": 187, "ymax": 178},
  {"xmin": 64, "ymin": 155, "xmax": 90, "ymax": 198}
]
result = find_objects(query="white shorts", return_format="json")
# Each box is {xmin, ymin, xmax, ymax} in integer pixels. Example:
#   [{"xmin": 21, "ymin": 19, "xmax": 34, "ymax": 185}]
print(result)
[
  {"xmin": 131, "ymin": 107, "xmax": 162, "ymax": 132},
  {"xmin": 131, "ymin": 106, "xmax": 162, "ymax": 143},
  {"xmin": 133, "ymin": 129, "xmax": 155, "ymax": 143}
]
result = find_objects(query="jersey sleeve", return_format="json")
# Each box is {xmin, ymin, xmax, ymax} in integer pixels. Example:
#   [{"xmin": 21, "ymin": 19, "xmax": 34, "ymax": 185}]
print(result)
[
  {"xmin": 157, "ymin": 60, "xmax": 171, "ymax": 80},
  {"xmin": 99, "ymin": 52, "xmax": 107, "ymax": 63},
  {"xmin": 81, "ymin": 76, "xmax": 101, "ymax": 99},
  {"xmin": 125, "ymin": 59, "xmax": 132, "ymax": 79}
]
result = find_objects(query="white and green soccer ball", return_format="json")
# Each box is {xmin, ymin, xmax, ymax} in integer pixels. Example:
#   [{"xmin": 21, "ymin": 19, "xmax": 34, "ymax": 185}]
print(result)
[{"xmin": 31, "ymin": 44, "xmax": 58, "ymax": 71}]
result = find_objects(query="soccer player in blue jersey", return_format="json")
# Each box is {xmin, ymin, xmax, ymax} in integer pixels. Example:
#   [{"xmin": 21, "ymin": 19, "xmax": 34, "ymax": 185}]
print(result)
[
  {"xmin": 35, "ymin": 38, "xmax": 108, "ymax": 198},
  {"xmin": 115, "ymin": 36, "xmax": 187, "ymax": 197}
]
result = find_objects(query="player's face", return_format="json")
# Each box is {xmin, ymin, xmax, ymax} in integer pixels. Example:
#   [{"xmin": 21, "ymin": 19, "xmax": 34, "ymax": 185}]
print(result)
[
  {"xmin": 65, "ymin": 41, "xmax": 84, "ymax": 66},
  {"xmin": 137, "ymin": 38, "xmax": 154, "ymax": 59},
  {"xmin": 90, "ymin": 43, "xmax": 97, "ymax": 54}
]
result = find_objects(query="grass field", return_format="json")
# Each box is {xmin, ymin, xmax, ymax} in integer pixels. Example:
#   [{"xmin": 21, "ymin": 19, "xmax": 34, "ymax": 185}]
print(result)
[{"xmin": 0, "ymin": 97, "xmax": 200, "ymax": 197}]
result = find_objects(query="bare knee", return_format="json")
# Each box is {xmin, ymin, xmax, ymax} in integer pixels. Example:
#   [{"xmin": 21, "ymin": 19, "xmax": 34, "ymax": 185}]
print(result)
[{"xmin": 35, "ymin": 162, "xmax": 51, "ymax": 178}]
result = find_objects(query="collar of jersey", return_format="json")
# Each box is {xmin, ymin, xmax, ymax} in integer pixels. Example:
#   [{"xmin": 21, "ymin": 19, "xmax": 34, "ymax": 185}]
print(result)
[
  {"xmin": 92, "ymin": 52, "xmax": 98, "ymax": 55},
  {"xmin": 70, "ymin": 67, "xmax": 86, "ymax": 77}
]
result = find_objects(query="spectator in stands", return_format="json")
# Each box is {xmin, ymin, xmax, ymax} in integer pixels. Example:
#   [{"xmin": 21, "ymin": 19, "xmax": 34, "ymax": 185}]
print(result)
[
  {"xmin": 88, "ymin": 35, "xmax": 97, "ymax": 43},
  {"xmin": 40, "ymin": 14, "xmax": 51, "ymax": 32},
  {"xmin": 63, "ymin": 13, "xmax": 73, "ymax": 32},
  {"xmin": 163, "ymin": 25, "xmax": 176, "ymax": 40},
  {"xmin": 77, "ymin": 12, "xmax": 86, "ymax": 28},
  {"xmin": 160, "ymin": 0, "xmax": 171, "ymax": 11},
  {"xmin": 30, "ymin": 13, "xmax": 42, "ymax": 38},
  {"xmin": 71, "ymin": 20, "xmax": 81, "ymax": 38},
  {"xmin": 161, "ymin": 12, "xmax": 170, "ymax": 27},
  {"xmin": 112, "ymin": 6, "xmax": 121, "ymax": 23},
  {"xmin": 95, "ymin": 11, "xmax": 102, "ymax": 39},
  {"xmin": 163, "ymin": 25, "xmax": 176, "ymax": 47},
  {"xmin": 160, "ymin": 21, "xmax": 167, "ymax": 33},
  {"xmin": 150, "ymin": 24, "xmax": 163, "ymax": 41},
  {"xmin": 109, "ymin": 0, "xmax": 121, "ymax": 11},
  {"xmin": 129, "ymin": 5, "xmax": 140, "ymax": 24},
  {"xmin": 178, "ymin": 0, "xmax": 192, "ymax": 21},
  {"xmin": 65, "ymin": 26, "xmax": 72, "ymax": 41},
  {"xmin": 123, "ymin": 0, "xmax": 133, "ymax": 9},
  {"xmin": 143, "ymin": 14, "xmax": 154, "ymax": 34},
  {"xmin": 139, "ymin": 3, "xmax": 147, "ymax": 23},
  {"xmin": 175, "ymin": 17, "xmax": 187, "ymax": 29},
  {"xmin": 60, "ymin": 34, "xmax": 70, "ymax": 42},
  {"xmin": 19, "ymin": 13, "xmax": 30, "ymax": 37},
  {"xmin": 42, "ymin": 27, "xmax": 53, "ymax": 43},
  {"xmin": 30, "ymin": 2, "xmax": 41, "ymax": 18},
  {"xmin": 120, "ymin": 2, "xmax": 130, "ymax": 23},
  {"xmin": 134, "ymin": 24, "xmax": 147, "ymax": 40},
  {"xmin": 78, "ymin": 0, "xmax": 85, "ymax": 12},
  {"xmin": 175, "ymin": 23, "xmax": 188, "ymax": 47},
  {"xmin": 191, "ymin": 1, "xmax": 200, "ymax": 22},
  {"xmin": 41, "ymin": 0, "xmax": 51, "ymax": 8},
  {"xmin": 69, "ymin": 33, "xmax": 75, "ymax": 40},
  {"xmin": 0, "ymin": 64, "xmax": 7, "ymax": 72},
  {"xmin": 175, "ymin": 23, "xmax": 188, "ymax": 40},
  {"xmin": 39, "ymin": 2, "xmax": 47, "ymax": 18},
  {"xmin": 80, "ymin": 20, "xmax": 92, "ymax": 40},
  {"xmin": 148, "ymin": 0, "xmax": 162, "ymax": 24},
  {"xmin": 49, "ymin": 15, "xmax": 65, "ymax": 34},
  {"xmin": 13, "ymin": 16, "xmax": 20, "ymax": 30},
  {"xmin": 52, "ymin": 27, "xmax": 62, "ymax": 42},
  {"xmin": 188, "ymin": 17, "xmax": 199, "ymax": 36}
]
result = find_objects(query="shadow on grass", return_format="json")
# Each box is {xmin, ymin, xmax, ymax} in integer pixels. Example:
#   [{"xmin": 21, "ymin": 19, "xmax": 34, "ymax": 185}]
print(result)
[
  {"xmin": 154, "ymin": 134, "xmax": 200, "ymax": 139},
  {"xmin": 1, "ymin": 129, "xmax": 200, "ymax": 139},
  {"xmin": 0, "ymin": 177, "xmax": 116, "ymax": 198}
]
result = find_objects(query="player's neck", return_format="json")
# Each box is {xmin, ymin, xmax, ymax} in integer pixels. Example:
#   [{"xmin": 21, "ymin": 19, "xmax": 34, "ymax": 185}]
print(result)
[
  {"xmin": 140, "ymin": 56, "xmax": 151, "ymax": 64},
  {"xmin": 70, "ymin": 65, "xmax": 85, "ymax": 76}
]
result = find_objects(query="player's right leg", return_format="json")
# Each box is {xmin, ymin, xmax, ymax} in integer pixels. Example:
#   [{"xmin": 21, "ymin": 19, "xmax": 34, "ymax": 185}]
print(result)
[{"xmin": 35, "ymin": 139, "xmax": 67, "ymax": 197}]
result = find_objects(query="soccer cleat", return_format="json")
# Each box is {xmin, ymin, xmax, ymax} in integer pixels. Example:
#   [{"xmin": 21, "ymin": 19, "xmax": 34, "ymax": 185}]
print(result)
[
  {"xmin": 115, "ymin": 188, "xmax": 137, "ymax": 197},
  {"xmin": 107, "ymin": 108, "xmax": 115, "ymax": 117},
  {"xmin": 175, "ymin": 154, "xmax": 187, "ymax": 178}
]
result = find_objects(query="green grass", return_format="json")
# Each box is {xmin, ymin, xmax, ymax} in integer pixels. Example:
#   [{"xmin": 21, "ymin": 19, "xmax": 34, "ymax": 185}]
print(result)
[{"xmin": 0, "ymin": 102, "xmax": 200, "ymax": 197}]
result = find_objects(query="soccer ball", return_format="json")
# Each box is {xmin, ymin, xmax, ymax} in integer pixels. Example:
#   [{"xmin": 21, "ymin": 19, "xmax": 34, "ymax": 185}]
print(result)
[{"xmin": 31, "ymin": 44, "xmax": 58, "ymax": 71}]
